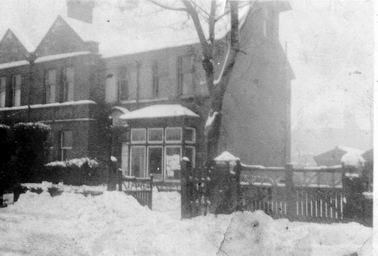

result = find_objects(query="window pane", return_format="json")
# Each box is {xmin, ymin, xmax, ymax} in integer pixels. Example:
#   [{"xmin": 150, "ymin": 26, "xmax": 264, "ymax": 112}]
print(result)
[
  {"xmin": 62, "ymin": 131, "xmax": 73, "ymax": 148},
  {"xmin": 48, "ymin": 70, "xmax": 56, "ymax": 103},
  {"xmin": 65, "ymin": 67, "xmax": 74, "ymax": 101},
  {"xmin": 0, "ymin": 77, "xmax": 5, "ymax": 107},
  {"xmin": 148, "ymin": 147, "xmax": 163, "ymax": 179},
  {"xmin": 184, "ymin": 128, "xmax": 195, "ymax": 143},
  {"xmin": 148, "ymin": 128, "xmax": 163, "ymax": 142},
  {"xmin": 165, "ymin": 146, "xmax": 181, "ymax": 180},
  {"xmin": 131, "ymin": 129, "xmax": 146, "ymax": 142},
  {"xmin": 166, "ymin": 127, "xmax": 181, "ymax": 142},
  {"xmin": 118, "ymin": 67, "xmax": 128, "ymax": 100},
  {"xmin": 131, "ymin": 147, "xmax": 145, "ymax": 177},
  {"xmin": 185, "ymin": 147, "xmax": 195, "ymax": 166},
  {"xmin": 182, "ymin": 73, "xmax": 193, "ymax": 95}
]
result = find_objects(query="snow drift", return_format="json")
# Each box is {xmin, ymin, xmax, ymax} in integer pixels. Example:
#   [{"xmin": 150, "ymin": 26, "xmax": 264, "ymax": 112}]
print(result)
[{"xmin": 0, "ymin": 189, "xmax": 372, "ymax": 256}]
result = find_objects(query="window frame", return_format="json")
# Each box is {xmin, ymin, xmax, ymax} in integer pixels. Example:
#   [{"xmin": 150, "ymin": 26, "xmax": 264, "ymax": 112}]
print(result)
[
  {"xmin": 60, "ymin": 130, "xmax": 73, "ymax": 161},
  {"xmin": 147, "ymin": 145, "xmax": 164, "ymax": 180},
  {"xmin": 184, "ymin": 127, "xmax": 196, "ymax": 143},
  {"xmin": 165, "ymin": 127, "xmax": 182, "ymax": 143},
  {"xmin": 0, "ymin": 77, "xmax": 6, "ymax": 108},
  {"xmin": 63, "ymin": 66, "xmax": 74, "ymax": 102},
  {"xmin": 148, "ymin": 128, "xmax": 163, "ymax": 143},
  {"xmin": 44, "ymin": 69, "xmax": 56, "ymax": 104},
  {"xmin": 12, "ymin": 74, "xmax": 21, "ymax": 107},
  {"xmin": 164, "ymin": 145, "xmax": 182, "ymax": 181},
  {"xmin": 130, "ymin": 145, "xmax": 146, "ymax": 177},
  {"xmin": 131, "ymin": 128, "xmax": 146, "ymax": 143},
  {"xmin": 185, "ymin": 146, "xmax": 196, "ymax": 168},
  {"xmin": 118, "ymin": 66, "xmax": 129, "ymax": 101},
  {"xmin": 152, "ymin": 61, "xmax": 159, "ymax": 98},
  {"xmin": 177, "ymin": 55, "xmax": 194, "ymax": 96}
]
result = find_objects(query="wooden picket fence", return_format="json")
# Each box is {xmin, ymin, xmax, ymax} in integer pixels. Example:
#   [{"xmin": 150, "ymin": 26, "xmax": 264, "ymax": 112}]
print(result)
[
  {"xmin": 180, "ymin": 160, "xmax": 372, "ymax": 226},
  {"xmin": 117, "ymin": 172, "xmax": 153, "ymax": 209},
  {"xmin": 240, "ymin": 164, "xmax": 346, "ymax": 223}
]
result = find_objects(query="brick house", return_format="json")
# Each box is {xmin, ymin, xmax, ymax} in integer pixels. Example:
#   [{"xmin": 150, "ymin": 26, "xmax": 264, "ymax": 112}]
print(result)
[{"xmin": 0, "ymin": 0, "xmax": 293, "ymax": 182}]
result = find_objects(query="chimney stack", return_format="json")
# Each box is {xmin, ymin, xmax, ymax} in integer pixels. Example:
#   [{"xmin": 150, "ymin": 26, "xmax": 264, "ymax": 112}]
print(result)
[{"xmin": 66, "ymin": 0, "xmax": 95, "ymax": 23}]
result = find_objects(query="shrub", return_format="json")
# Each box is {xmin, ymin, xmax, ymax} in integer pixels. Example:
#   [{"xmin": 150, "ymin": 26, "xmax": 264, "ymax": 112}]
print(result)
[
  {"xmin": 45, "ymin": 158, "xmax": 105, "ymax": 185},
  {"xmin": 11, "ymin": 122, "xmax": 51, "ymax": 183},
  {"xmin": 0, "ymin": 124, "xmax": 14, "ymax": 193}
]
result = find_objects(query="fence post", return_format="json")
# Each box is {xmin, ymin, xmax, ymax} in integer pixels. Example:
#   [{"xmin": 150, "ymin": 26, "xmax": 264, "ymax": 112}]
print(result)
[
  {"xmin": 149, "ymin": 175, "xmax": 154, "ymax": 209},
  {"xmin": 180, "ymin": 158, "xmax": 191, "ymax": 219},
  {"xmin": 234, "ymin": 160, "xmax": 242, "ymax": 211},
  {"xmin": 285, "ymin": 163, "xmax": 296, "ymax": 220},
  {"xmin": 117, "ymin": 169, "xmax": 122, "ymax": 191}
]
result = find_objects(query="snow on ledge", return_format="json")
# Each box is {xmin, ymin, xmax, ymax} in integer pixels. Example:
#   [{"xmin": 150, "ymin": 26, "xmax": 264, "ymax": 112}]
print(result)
[
  {"xmin": 214, "ymin": 151, "xmax": 240, "ymax": 162},
  {"xmin": 120, "ymin": 104, "xmax": 199, "ymax": 120},
  {"xmin": 0, "ymin": 51, "xmax": 93, "ymax": 70},
  {"xmin": 0, "ymin": 100, "xmax": 96, "ymax": 111},
  {"xmin": 341, "ymin": 151, "xmax": 365, "ymax": 168}
]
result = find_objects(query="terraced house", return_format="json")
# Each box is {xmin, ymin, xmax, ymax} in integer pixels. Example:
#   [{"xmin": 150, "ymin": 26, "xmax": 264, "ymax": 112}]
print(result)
[{"xmin": 0, "ymin": 0, "xmax": 294, "ymax": 182}]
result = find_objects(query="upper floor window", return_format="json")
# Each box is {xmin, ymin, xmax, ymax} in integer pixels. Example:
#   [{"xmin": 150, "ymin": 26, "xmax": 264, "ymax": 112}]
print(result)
[
  {"xmin": 44, "ymin": 69, "xmax": 56, "ymax": 104},
  {"xmin": 105, "ymin": 73, "xmax": 117, "ymax": 103},
  {"xmin": 152, "ymin": 62, "xmax": 159, "ymax": 98},
  {"xmin": 63, "ymin": 67, "xmax": 74, "ymax": 102},
  {"xmin": 118, "ymin": 66, "xmax": 129, "ymax": 101},
  {"xmin": 11, "ymin": 74, "xmax": 21, "ymax": 106},
  {"xmin": 0, "ymin": 77, "xmax": 6, "ymax": 108},
  {"xmin": 60, "ymin": 130, "xmax": 73, "ymax": 161},
  {"xmin": 177, "ymin": 55, "xmax": 194, "ymax": 96}
]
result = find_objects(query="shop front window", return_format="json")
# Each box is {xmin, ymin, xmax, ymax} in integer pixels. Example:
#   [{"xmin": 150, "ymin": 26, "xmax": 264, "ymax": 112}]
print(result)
[
  {"xmin": 165, "ymin": 127, "xmax": 182, "ymax": 143},
  {"xmin": 148, "ymin": 146, "xmax": 163, "ymax": 180},
  {"xmin": 130, "ymin": 146, "xmax": 145, "ymax": 177},
  {"xmin": 131, "ymin": 128, "xmax": 146, "ymax": 143},
  {"xmin": 165, "ymin": 146, "xmax": 181, "ymax": 180}
]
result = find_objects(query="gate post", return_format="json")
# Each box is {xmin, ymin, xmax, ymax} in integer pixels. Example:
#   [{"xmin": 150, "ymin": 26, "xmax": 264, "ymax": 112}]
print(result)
[
  {"xmin": 180, "ymin": 158, "xmax": 191, "ymax": 219},
  {"xmin": 285, "ymin": 163, "xmax": 296, "ymax": 220},
  {"xmin": 234, "ymin": 160, "xmax": 242, "ymax": 211}
]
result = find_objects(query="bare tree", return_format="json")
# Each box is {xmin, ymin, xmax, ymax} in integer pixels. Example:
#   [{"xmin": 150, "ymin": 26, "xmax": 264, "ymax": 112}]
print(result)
[{"xmin": 149, "ymin": 0, "xmax": 253, "ymax": 162}]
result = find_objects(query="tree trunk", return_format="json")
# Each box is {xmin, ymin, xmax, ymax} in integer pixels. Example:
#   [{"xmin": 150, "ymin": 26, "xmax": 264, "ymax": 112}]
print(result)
[{"xmin": 205, "ymin": 1, "xmax": 239, "ymax": 162}]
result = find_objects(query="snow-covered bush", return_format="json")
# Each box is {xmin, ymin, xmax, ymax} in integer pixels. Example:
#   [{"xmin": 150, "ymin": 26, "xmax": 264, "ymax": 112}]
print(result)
[{"xmin": 45, "ymin": 158, "xmax": 105, "ymax": 186}]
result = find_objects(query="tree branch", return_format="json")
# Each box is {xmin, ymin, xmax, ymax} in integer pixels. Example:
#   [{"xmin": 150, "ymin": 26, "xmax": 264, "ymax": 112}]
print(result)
[
  {"xmin": 208, "ymin": 0, "xmax": 216, "ymax": 46},
  {"xmin": 148, "ymin": 0, "xmax": 188, "ymax": 12}
]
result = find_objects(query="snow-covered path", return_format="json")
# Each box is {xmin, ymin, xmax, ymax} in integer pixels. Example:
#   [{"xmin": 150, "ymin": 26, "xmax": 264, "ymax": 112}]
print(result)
[{"xmin": 0, "ymin": 189, "xmax": 373, "ymax": 256}]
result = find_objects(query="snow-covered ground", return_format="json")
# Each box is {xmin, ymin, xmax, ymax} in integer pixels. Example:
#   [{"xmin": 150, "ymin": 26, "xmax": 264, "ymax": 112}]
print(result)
[{"xmin": 0, "ymin": 184, "xmax": 373, "ymax": 256}]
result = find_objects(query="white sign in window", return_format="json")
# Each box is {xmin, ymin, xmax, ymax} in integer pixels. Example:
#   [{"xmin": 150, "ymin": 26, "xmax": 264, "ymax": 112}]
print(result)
[
  {"xmin": 148, "ymin": 128, "xmax": 163, "ymax": 143},
  {"xmin": 165, "ymin": 127, "xmax": 182, "ymax": 143},
  {"xmin": 131, "ymin": 128, "xmax": 146, "ymax": 143},
  {"xmin": 130, "ymin": 146, "xmax": 146, "ymax": 177},
  {"xmin": 165, "ymin": 146, "xmax": 181, "ymax": 180}
]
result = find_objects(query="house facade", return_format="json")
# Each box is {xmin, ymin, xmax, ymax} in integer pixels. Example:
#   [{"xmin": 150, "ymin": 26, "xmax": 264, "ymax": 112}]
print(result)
[{"xmin": 0, "ymin": 0, "xmax": 293, "ymax": 182}]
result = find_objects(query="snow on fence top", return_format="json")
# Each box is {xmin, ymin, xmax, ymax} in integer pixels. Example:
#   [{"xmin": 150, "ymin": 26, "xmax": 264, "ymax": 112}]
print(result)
[
  {"xmin": 341, "ymin": 151, "xmax": 365, "ymax": 168},
  {"xmin": 46, "ymin": 157, "xmax": 99, "ymax": 168},
  {"xmin": 120, "ymin": 104, "xmax": 199, "ymax": 120},
  {"xmin": 0, "ymin": 100, "xmax": 96, "ymax": 111},
  {"xmin": 214, "ymin": 151, "xmax": 240, "ymax": 162}
]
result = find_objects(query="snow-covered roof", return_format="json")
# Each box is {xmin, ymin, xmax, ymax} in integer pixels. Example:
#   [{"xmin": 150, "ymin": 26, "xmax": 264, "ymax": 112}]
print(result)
[
  {"xmin": 336, "ymin": 146, "xmax": 364, "ymax": 155},
  {"xmin": 0, "ymin": 0, "xmax": 251, "ymax": 58},
  {"xmin": 214, "ymin": 151, "xmax": 240, "ymax": 162},
  {"xmin": 0, "ymin": 51, "xmax": 93, "ymax": 70},
  {"xmin": 119, "ymin": 104, "xmax": 199, "ymax": 120}
]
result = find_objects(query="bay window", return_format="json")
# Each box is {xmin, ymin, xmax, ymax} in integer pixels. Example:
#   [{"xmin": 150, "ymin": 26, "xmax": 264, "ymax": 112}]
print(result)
[{"xmin": 126, "ymin": 127, "xmax": 196, "ymax": 181}]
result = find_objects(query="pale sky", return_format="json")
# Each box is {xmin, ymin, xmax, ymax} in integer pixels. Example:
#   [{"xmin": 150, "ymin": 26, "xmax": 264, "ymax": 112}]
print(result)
[{"xmin": 280, "ymin": 0, "xmax": 373, "ymax": 132}]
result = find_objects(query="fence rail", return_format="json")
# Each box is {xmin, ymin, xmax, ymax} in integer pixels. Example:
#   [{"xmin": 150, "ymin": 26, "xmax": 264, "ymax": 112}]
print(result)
[
  {"xmin": 117, "ymin": 172, "xmax": 153, "ymax": 209},
  {"xmin": 181, "ymin": 160, "xmax": 372, "ymax": 226}
]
